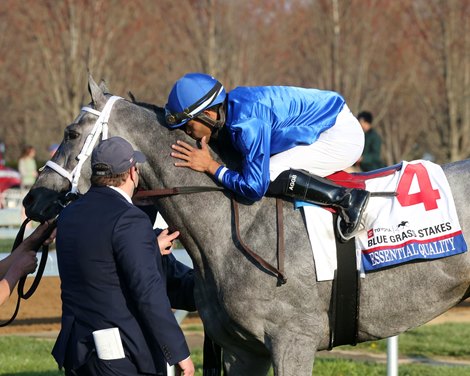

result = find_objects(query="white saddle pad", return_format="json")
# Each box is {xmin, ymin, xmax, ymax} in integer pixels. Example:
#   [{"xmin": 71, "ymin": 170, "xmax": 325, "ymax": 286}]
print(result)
[{"xmin": 300, "ymin": 160, "xmax": 467, "ymax": 282}]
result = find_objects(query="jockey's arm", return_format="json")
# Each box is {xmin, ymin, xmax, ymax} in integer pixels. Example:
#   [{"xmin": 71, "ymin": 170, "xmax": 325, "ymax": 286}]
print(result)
[
  {"xmin": 214, "ymin": 119, "xmax": 271, "ymax": 201},
  {"xmin": 171, "ymin": 119, "xmax": 272, "ymax": 201}
]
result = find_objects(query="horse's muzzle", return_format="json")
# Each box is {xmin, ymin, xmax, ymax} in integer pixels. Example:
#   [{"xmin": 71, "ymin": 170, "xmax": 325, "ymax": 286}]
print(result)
[{"xmin": 23, "ymin": 187, "xmax": 71, "ymax": 223}]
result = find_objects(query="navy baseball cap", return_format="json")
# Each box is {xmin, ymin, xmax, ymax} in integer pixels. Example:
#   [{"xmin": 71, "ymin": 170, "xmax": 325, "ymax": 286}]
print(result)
[{"xmin": 91, "ymin": 137, "xmax": 146, "ymax": 176}]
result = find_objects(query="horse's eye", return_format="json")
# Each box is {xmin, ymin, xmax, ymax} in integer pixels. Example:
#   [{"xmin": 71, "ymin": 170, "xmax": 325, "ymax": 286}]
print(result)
[{"xmin": 64, "ymin": 129, "xmax": 80, "ymax": 141}]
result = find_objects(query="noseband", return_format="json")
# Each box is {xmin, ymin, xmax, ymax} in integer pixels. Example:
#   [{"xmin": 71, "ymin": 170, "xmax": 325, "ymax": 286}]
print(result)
[{"xmin": 44, "ymin": 95, "xmax": 123, "ymax": 194}]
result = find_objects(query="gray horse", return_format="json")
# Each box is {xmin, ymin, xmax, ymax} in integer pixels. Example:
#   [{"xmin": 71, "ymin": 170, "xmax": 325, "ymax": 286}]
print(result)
[{"xmin": 24, "ymin": 76, "xmax": 470, "ymax": 376}]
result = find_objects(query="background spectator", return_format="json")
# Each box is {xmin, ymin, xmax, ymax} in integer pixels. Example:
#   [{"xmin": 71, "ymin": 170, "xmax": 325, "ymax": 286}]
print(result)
[
  {"xmin": 18, "ymin": 145, "xmax": 38, "ymax": 190},
  {"xmin": 357, "ymin": 111, "xmax": 385, "ymax": 171}
]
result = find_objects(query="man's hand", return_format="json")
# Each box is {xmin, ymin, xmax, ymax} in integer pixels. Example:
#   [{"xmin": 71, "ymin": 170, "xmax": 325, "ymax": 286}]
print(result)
[
  {"xmin": 176, "ymin": 356, "xmax": 195, "ymax": 376},
  {"xmin": 157, "ymin": 228, "xmax": 180, "ymax": 255},
  {"xmin": 171, "ymin": 137, "xmax": 220, "ymax": 175}
]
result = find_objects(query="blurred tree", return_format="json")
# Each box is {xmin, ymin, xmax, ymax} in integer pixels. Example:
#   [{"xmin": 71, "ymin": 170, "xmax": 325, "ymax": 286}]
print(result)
[
  {"xmin": 1, "ymin": 0, "xmax": 159, "ymax": 161},
  {"xmin": 263, "ymin": 0, "xmax": 424, "ymax": 165},
  {"xmin": 0, "ymin": 0, "xmax": 467, "ymax": 167},
  {"xmin": 408, "ymin": 0, "xmax": 470, "ymax": 163}
]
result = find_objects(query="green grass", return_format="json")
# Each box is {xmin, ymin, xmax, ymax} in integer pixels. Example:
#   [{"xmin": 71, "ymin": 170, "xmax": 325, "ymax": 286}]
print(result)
[
  {"xmin": 0, "ymin": 238, "xmax": 15, "ymax": 253},
  {"xmin": 313, "ymin": 358, "xmax": 470, "ymax": 376},
  {"xmin": 182, "ymin": 323, "xmax": 204, "ymax": 332},
  {"xmin": 340, "ymin": 323, "xmax": 470, "ymax": 359},
  {"xmin": 0, "ymin": 337, "xmax": 63, "ymax": 376},
  {"xmin": 0, "ymin": 236, "xmax": 56, "ymax": 253},
  {"xmin": 0, "ymin": 337, "xmax": 201, "ymax": 376},
  {"xmin": 1, "ymin": 323, "xmax": 470, "ymax": 375}
]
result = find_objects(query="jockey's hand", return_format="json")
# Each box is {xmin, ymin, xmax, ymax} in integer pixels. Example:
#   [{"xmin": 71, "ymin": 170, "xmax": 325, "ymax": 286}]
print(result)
[{"xmin": 171, "ymin": 137, "xmax": 220, "ymax": 175}]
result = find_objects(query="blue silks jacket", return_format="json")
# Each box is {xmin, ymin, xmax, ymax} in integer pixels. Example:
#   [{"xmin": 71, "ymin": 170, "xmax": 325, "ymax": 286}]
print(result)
[{"xmin": 215, "ymin": 86, "xmax": 345, "ymax": 201}]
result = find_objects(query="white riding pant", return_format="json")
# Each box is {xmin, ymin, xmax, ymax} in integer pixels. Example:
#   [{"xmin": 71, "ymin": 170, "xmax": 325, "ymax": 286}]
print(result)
[{"xmin": 269, "ymin": 105, "xmax": 364, "ymax": 180}]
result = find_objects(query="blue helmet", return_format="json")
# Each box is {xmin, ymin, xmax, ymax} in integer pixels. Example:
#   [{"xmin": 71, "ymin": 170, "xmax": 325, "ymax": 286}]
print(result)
[{"xmin": 165, "ymin": 73, "xmax": 226, "ymax": 128}]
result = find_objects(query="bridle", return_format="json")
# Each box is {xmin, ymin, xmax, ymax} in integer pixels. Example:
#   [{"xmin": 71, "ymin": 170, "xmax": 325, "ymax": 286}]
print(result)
[{"xmin": 44, "ymin": 95, "xmax": 123, "ymax": 195}]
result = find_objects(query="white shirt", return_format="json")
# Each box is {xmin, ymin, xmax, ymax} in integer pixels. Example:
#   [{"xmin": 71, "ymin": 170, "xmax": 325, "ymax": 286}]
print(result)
[{"xmin": 108, "ymin": 185, "xmax": 133, "ymax": 204}]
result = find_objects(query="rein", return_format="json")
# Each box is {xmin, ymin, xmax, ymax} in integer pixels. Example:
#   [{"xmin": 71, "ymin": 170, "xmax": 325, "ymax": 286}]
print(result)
[
  {"xmin": 133, "ymin": 186, "xmax": 225, "ymax": 199},
  {"xmin": 134, "ymin": 187, "xmax": 287, "ymax": 284},
  {"xmin": 232, "ymin": 197, "xmax": 287, "ymax": 284}
]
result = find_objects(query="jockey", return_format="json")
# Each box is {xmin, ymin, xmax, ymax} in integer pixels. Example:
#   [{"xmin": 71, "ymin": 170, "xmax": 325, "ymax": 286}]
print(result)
[{"xmin": 165, "ymin": 72, "xmax": 369, "ymax": 240}]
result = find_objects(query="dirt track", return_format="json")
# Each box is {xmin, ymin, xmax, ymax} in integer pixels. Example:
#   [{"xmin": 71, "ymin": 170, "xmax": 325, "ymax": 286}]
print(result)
[
  {"xmin": 0, "ymin": 277, "xmax": 62, "ymax": 334},
  {"xmin": 0, "ymin": 277, "xmax": 469, "ymax": 336}
]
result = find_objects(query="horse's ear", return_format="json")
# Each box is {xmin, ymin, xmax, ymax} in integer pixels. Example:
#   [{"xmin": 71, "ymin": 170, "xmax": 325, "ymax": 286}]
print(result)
[
  {"xmin": 88, "ymin": 73, "xmax": 106, "ymax": 110},
  {"xmin": 99, "ymin": 79, "xmax": 110, "ymax": 94},
  {"xmin": 128, "ymin": 91, "xmax": 136, "ymax": 103}
]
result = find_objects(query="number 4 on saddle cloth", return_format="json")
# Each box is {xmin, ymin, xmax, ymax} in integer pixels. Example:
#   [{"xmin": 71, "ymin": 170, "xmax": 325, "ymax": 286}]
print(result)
[{"xmin": 296, "ymin": 160, "xmax": 468, "ymax": 281}]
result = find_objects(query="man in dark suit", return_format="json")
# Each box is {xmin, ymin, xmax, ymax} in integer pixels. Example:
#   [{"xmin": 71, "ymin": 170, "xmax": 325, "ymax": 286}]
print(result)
[{"xmin": 52, "ymin": 137, "xmax": 195, "ymax": 376}]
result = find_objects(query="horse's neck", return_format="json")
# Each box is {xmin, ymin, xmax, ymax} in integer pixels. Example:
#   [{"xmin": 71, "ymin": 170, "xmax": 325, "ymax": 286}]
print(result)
[{"xmin": 130, "ymin": 116, "xmax": 230, "ymax": 268}]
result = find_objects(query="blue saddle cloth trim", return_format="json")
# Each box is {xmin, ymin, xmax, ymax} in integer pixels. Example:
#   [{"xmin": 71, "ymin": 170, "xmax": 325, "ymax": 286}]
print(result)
[
  {"xmin": 362, "ymin": 233, "xmax": 467, "ymax": 272},
  {"xmin": 294, "ymin": 201, "xmax": 316, "ymax": 209},
  {"xmin": 351, "ymin": 162, "xmax": 403, "ymax": 178}
]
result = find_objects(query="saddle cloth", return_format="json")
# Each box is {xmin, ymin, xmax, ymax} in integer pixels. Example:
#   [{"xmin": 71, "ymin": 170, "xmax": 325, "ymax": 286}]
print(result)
[{"xmin": 298, "ymin": 160, "xmax": 467, "ymax": 281}]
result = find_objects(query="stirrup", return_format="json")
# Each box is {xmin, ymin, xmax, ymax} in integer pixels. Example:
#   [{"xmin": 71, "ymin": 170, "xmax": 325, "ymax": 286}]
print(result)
[{"xmin": 336, "ymin": 216, "xmax": 361, "ymax": 242}]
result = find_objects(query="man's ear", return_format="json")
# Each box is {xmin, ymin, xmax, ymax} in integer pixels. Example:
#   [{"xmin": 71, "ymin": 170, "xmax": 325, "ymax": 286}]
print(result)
[
  {"xmin": 130, "ymin": 166, "xmax": 136, "ymax": 178},
  {"xmin": 129, "ymin": 167, "xmax": 139, "ymax": 189}
]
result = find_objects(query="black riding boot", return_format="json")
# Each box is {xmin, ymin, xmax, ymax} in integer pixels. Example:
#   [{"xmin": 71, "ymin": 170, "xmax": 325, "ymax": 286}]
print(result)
[{"xmin": 269, "ymin": 169, "xmax": 370, "ymax": 240}]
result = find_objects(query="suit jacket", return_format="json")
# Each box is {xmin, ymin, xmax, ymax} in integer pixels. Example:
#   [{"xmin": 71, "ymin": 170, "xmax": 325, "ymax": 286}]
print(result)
[
  {"xmin": 162, "ymin": 253, "xmax": 195, "ymax": 312},
  {"xmin": 52, "ymin": 186, "xmax": 190, "ymax": 374},
  {"xmin": 137, "ymin": 205, "xmax": 196, "ymax": 312}
]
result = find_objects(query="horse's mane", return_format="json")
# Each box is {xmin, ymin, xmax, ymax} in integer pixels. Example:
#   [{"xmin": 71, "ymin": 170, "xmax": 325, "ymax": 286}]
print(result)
[
  {"xmin": 127, "ymin": 98, "xmax": 169, "ymax": 128},
  {"xmin": 134, "ymin": 101, "xmax": 164, "ymax": 113},
  {"xmin": 125, "ymin": 91, "xmax": 164, "ymax": 116},
  {"xmin": 128, "ymin": 95, "xmax": 242, "ymax": 171}
]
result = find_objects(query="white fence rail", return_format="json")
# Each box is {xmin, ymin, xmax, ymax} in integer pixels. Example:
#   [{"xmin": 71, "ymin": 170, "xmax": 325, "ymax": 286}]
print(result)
[
  {"xmin": 1, "ymin": 188, "xmax": 26, "ymax": 209},
  {"xmin": 0, "ymin": 188, "xmax": 27, "ymax": 239}
]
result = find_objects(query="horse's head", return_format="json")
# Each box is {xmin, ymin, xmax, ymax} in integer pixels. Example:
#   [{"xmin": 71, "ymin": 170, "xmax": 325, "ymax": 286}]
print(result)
[{"xmin": 24, "ymin": 74, "xmax": 122, "ymax": 222}]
